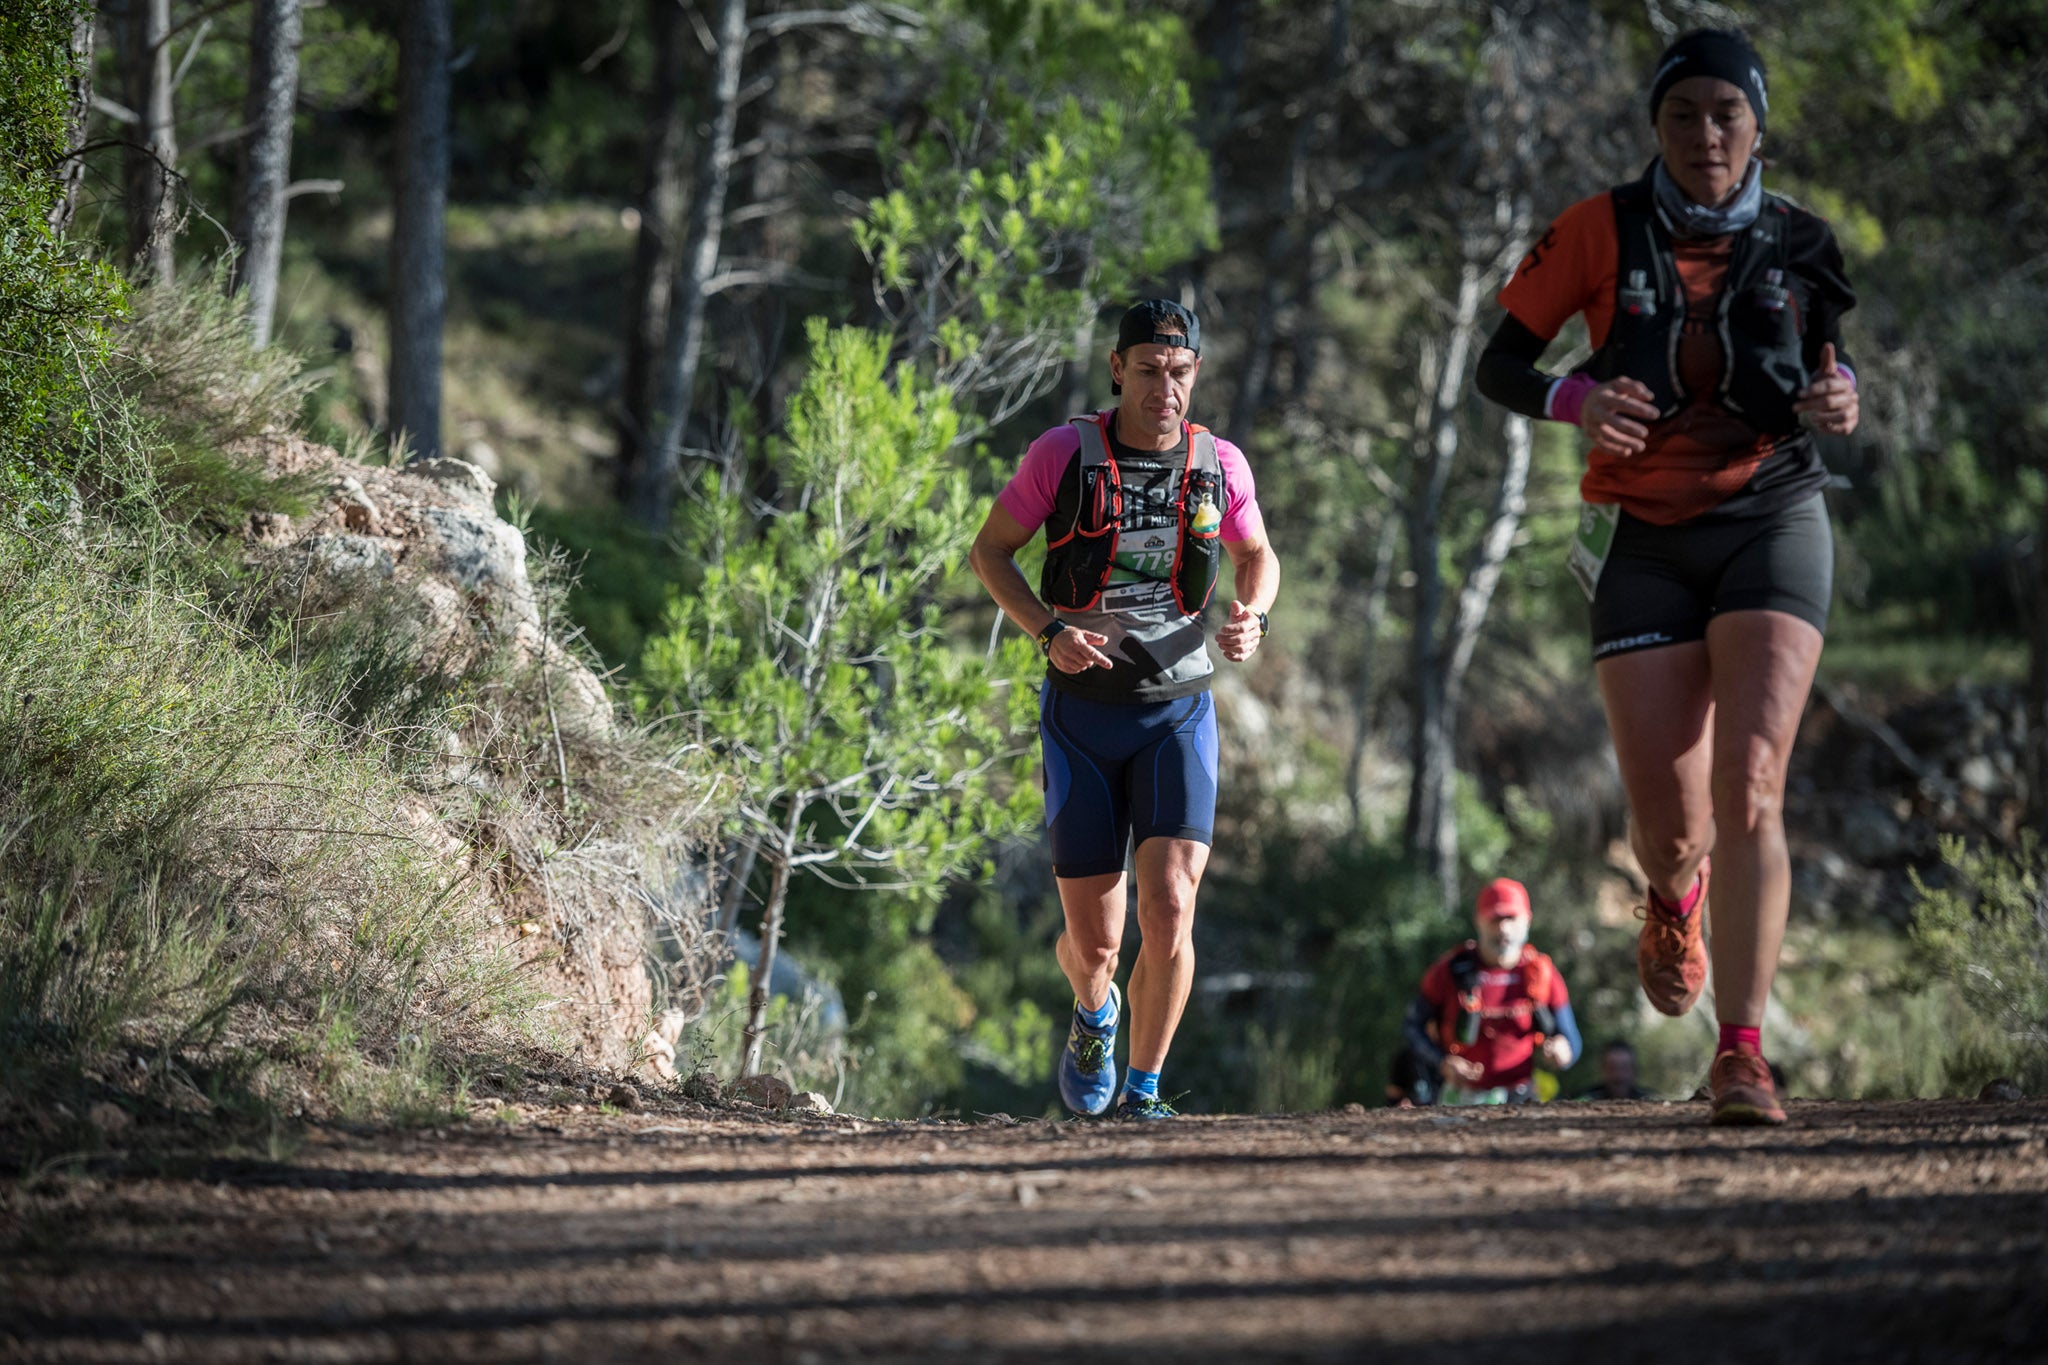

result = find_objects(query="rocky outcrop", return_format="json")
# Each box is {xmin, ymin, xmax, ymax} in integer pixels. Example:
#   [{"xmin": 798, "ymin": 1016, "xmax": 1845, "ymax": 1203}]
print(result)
[
  {"xmin": 1789, "ymin": 682, "xmax": 2030, "ymax": 923},
  {"xmin": 244, "ymin": 436, "xmax": 615, "ymax": 743},
  {"xmin": 234, "ymin": 434, "xmax": 661, "ymax": 1065}
]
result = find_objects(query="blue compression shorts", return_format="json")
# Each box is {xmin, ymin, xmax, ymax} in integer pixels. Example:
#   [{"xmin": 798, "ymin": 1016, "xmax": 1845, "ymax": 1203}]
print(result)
[{"xmin": 1038, "ymin": 682, "xmax": 1219, "ymax": 879}]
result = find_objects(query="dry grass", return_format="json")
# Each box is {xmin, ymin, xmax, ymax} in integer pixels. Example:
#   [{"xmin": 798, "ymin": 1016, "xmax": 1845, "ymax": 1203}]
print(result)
[{"xmin": 0, "ymin": 272, "xmax": 725, "ymax": 1164}]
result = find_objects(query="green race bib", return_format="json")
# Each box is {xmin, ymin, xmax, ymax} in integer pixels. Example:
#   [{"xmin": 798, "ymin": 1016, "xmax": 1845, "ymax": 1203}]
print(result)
[{"xmin": 1567, "ymin": 502, "xmax": 1621, "ymax": 601}]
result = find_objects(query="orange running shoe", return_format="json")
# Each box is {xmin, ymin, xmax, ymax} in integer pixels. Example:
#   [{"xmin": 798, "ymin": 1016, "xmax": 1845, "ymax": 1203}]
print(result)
[
  {"xmin": 1636, "ymin": 858, "xmax": 1709, "ymax": 1017},
  {"xmin": 1709, "ymin": 1048, "xmax": 1787, "ymax": 1126}
]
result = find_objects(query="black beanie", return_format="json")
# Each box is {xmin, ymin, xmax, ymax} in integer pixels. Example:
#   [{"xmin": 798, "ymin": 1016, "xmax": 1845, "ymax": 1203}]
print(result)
[{"xmin": 1648, "ymin": 29, "xmax": 1768, "ymax": 134}]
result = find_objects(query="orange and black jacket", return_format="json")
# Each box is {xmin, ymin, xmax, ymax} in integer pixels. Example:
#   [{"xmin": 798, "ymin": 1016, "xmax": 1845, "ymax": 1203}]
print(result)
[{"xmin": 1476, "ymin": 166, "xmax": 1857, "ymax": 525}]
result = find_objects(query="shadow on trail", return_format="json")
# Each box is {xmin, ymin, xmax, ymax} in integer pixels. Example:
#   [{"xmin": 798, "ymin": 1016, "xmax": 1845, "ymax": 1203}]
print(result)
[
  {"xmin": 179, "ymin": 1128, "xmax": 2037, "ymax": 1197},
  {"xmin": 7, "ymin": 1245, "xmax": 2040, "ymax": 1347},
  {"xmin": 29, "ymin": 1190, "xmax": 2047, "ymax": 1278}
]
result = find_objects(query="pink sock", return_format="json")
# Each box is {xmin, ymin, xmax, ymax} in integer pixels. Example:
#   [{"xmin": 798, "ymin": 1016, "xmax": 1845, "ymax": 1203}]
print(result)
[
  {"xmin": 1650, "ymin": 873, "xmax": 1704, "ymax": 918},
  {"xmin": 1719, "ymin": 1024, "xmax": 1761, "ymax": 1055}
]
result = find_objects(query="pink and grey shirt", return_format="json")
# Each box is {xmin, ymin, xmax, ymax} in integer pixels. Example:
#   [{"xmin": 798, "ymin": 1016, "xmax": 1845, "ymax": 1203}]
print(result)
[{"xmin": 1000, "ymin": 413, "xmax": 1264, "ymax": 704}]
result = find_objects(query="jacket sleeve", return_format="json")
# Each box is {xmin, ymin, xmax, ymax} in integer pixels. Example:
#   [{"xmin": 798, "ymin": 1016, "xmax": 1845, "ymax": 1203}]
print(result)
[
  {"xmin": 1403, "ymin": 992, "xmax": 1445, "ymax": 1069},
  {"xmin": 1793, "ymin": 212, "xmax": 1857, "ymax": 377},
  {"xmin": 1474, "ymin": 314, "xmax": 1562, "ymax": 420},
  {"xmin": 1550, "ymin": 1000, "xmax": 1584, "ymax": 1067}
]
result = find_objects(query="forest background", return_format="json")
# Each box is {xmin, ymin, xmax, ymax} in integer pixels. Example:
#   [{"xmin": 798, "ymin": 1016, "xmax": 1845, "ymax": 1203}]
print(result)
[{"xmin": 5, "ymin": 0, "xmax": 2048, "ymax": 1129}]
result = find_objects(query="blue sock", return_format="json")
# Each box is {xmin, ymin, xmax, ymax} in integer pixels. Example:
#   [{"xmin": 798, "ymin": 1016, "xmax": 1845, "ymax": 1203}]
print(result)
[
  {"xmin": 1123, "ymin": 1067, "xmax": 1160, "ymax": 1100},
  {"xmin": 1076, "ymin": 994, "xmax": 1117, "ymax": 1030}
]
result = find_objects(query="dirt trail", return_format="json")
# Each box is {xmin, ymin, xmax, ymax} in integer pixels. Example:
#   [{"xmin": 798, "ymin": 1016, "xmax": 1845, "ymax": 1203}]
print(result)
[{"xmin": 4, "ymin": 1099, "xmax": 2045, "ymax": 1363}]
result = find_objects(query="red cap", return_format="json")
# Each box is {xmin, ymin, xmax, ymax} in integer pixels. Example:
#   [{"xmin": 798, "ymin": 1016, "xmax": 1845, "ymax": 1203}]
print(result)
[{"xmin": 1475, "ymin": 878, "xmax": 1531, "ymax": 921}]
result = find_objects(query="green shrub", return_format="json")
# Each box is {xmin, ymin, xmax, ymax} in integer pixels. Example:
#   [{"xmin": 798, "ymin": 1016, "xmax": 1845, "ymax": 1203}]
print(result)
[
  {"xmin": 0, "ymin": 2, "xmax": 123, "ymax": 522},
  {"xmin": 1910, "ymin": 835, "xmax": 2048, "ymax": 1091}
]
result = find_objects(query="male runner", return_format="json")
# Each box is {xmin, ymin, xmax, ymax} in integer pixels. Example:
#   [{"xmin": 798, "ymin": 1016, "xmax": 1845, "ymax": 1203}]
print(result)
[
  {"xmin": 968, "ymin": 299, "xmax": 1279, "ymax": 1120},
  {"xmin": 1402, "ymin": 879, "xmax": 1582, "ymax": 1104}
]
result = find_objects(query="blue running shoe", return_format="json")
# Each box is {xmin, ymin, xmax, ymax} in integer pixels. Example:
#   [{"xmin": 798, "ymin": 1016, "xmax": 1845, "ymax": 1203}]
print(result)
[
  {"xmin": 1056, "ymin": 984, "xmax": 1120, "ymax": 1116},
  {"xmin": 1114, "ymin": 1093, "xmax": 1179, "ymax": 1121}
]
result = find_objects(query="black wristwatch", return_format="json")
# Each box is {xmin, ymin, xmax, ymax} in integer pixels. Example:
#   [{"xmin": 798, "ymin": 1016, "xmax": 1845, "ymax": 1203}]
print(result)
[
  {"xmin": 1255, "ymin": 610, "xmax": 1269, "ymax": 638},
  {"xmin": 1037, "ymin": 618, "xmax": 1069, "ymax": 658}
]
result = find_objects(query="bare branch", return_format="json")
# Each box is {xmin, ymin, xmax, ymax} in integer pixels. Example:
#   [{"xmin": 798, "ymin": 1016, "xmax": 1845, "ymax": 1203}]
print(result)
[
  {"xmin": 184, "ymin": 120, "xmax": 255, "ymax": 156},
  {"xmin": 702, "ymin": 264, "xmax": 836, "ymax": 296},
  {"xmin": 578, "ymin": 2, "xmax": 635, "ymax": 72},
  {"xmin": 749, "ymin": 2, "xmax": 923, "ymax": 39},
  {"xmin": 92, "ymin": 94, "xmax": 141, "ymax": 125},
  {"xmin": 170, "ymin": 17, "xmax": 215, "ymax": 95},
  {"xmin": 150, "ymin": 0, "xmax": 240, "ymax": 54}
]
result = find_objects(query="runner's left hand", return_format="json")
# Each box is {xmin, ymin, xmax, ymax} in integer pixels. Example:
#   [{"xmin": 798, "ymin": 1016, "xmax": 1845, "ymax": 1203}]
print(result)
[
  {"xmin": 1218, "ymin": 600, "xmax": 1264, "ymax": 662},
  {"xmin": 1541, "ymin": 1036, "xmax": 1574, "ymax": 1071},
  {"xmin": 1794, "ymin": 343, "xmax": 1858, "ymax": 436}
]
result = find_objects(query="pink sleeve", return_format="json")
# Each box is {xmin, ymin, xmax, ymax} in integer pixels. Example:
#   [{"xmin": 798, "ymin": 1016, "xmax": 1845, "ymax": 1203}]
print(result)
[
  {"xmin": 1216, "ymin": 438, "xmax": 1264, "ymax": 542},
  {"xmin": 995, "ymin": 425, "xmax": 1081, "ymax": 534}
]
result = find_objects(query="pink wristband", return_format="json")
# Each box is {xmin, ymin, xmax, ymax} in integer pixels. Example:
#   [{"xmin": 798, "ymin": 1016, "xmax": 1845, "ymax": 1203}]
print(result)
[{"xmin": 1547, "ymin": 374, "xmax": 1598, "ymax": 426}]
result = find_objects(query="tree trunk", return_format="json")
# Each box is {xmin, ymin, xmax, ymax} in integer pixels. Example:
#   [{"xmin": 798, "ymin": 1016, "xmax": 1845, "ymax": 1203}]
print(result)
[
  {"xmin": 716, "ymin": 838, "xmax": 758, "ymax": 936},
  {"xmin": 1062, "ymin": 311, "xmax": 1094, "ymax": 417},
  {"xmin": 2029, "ymin": 489, "xmax": 2048, "ymax": 834},
  {"xmin": 121, "ymin": 0, "xmax": 178, "ymax": 283},
  {"xmin": 741, "ymin": 801, "xmax": 803, "ymax": 1077},
  {"xmin": 1227, "ymin": 0, "xmax": 1341, "ymax": 441},
  {"xmin": 614, "ymin": 0, "xmax": 690, "ymax": 502},
  {"xmin": 233, "ymin": 0, "xmax": 302, "ymax": 350},
  {"xmin": 1403, "ymin": 261, "xmax": 1485, "ymax": 906},
  {"xmin": 635, "ymin": 0, "xmax": 748, "ymax": 529},
  {"xmin": 1347, "ymin": 511, "xmax": 1400, "ymax": 833},
  {"xmin": 1441, "ymin": 413, "xmax": 1533, "ymax": 719},
  {"xmin": 48, "ymin": 11, "xmax": 93, "ymax": 237},
  {"xmin": 732, "ymin": 41, "xmax": 797, "ymax": 447},
  {"xmin": 388, "ymin": 0, "xmax": 452, "ymax": 461}
]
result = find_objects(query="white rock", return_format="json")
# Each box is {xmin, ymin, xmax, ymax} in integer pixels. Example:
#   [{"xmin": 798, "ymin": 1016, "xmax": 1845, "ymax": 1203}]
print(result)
[
  {"xmin": 1959, "ymin": 755, "xmax": 2000, "ymax": 795},
  {"xmin": 653, "ymin": 1008, "xmax": 691, "ymax": 1047},
  {"xmin": 409, "ymin": 457, "xmax": 498, "ymax": 511},
  {"xmin": 539, "ymin": 636, "xmax": 616, "ymax": 739},
  {"xmin": 787, "ymin": 1091, "xmax": 834, "ymax": 1117},
  {"xmin": 302, "ymin": 533, "xmax": 395, "ymax": 585},
  {"xmin": 639, "ymin": 1030, "xmax": 679, "ymax": 1082},
  {"xmin": 420, "ymin": 505, "xmax": 536, "ymax": 622},
  {"xmin": 407, "ymin": 575, "xmax": 469, "ymax": 658}
]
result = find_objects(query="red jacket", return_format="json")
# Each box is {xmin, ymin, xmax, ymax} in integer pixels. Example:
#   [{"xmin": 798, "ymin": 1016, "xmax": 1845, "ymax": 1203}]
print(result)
[{"xmin": 1417, "ymin": 942, "xmax": 1571, "ymax": 1090}]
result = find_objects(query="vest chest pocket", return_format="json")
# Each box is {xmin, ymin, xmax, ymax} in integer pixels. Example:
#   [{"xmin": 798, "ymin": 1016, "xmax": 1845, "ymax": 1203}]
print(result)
[
  {"xmin": 1042, "ymin": 461, "xmax": 1122, "ymax": 611},
  {"xmin": 1731, "ymin": 269, "xmax": 1802, "ymax": 350},
  {"xmin": 1172, "ymin": 466, "xmax": 1224, "ymax": 617},
  {"xmin": 1726, "ymin": 268, "xmax": 1810, "ymax": 431}
]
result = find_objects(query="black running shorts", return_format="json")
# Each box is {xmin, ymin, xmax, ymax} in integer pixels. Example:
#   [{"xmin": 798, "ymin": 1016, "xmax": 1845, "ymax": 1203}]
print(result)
[
  {"xmin": 1038, "ymin": 682, "xmax": 1218, "ymax": 879},
  {"xmin": 1590, "ymin": 492, "xmax": 1832, "ymax": 661}
]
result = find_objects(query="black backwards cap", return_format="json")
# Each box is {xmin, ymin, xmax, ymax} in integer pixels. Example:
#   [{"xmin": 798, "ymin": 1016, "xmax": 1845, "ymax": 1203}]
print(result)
[
  {"xmin": 1649, "ymin": 28, "xmax": 1768, "ymax": 135},
  {"xmin": 1111, "ymin": 299, "xmax": 1200, "ymax": 395}
]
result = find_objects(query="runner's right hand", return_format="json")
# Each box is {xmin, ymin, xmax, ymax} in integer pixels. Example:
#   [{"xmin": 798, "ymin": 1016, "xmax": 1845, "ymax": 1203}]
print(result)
[
  {"xmin": 1442, "ymin": 1054, "xmax": 1485, "ymax": 1085},
  {"xmin": 1049, "ymin": 627, "xmax": 1115, "ymax": 674},
  {"xmin": 1580, "ymin": 377, "xmax": 1660, "ymax": 455}
]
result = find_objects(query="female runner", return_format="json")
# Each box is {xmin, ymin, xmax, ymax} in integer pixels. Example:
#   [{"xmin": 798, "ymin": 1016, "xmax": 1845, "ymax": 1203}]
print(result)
[{"xmin": 1475, "ymin": 28, "xmax": 1860, "ymax": 1124}]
